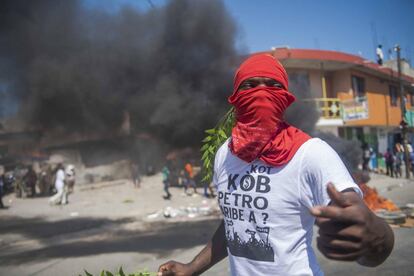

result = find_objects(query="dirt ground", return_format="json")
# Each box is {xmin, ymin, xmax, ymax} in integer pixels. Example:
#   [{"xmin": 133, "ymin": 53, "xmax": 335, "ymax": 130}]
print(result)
[{"xmin": 0, "ymin": 172, "xmax": 413, "ymax": 276}]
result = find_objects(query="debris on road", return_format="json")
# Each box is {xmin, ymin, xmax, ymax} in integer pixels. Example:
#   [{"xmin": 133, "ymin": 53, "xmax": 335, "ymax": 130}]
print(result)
[{"xmin": 146, "ymin": 204, "xmax": 219, "ymax": 221}]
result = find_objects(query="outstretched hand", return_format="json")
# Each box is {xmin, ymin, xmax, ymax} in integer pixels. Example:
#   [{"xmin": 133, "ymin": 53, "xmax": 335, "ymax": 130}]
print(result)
[
  {"xmin": 310, "ymin": 183, "xmax": 394, "ymax": 265},
  {"xmin": 158, "ymin": 261, "xmax": 195, "ymax": 276}
]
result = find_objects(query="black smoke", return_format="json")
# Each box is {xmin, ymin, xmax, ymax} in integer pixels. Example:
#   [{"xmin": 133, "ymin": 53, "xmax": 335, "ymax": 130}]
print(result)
[
  {"xmin": 0, "ymin": 0, "xmax": 238, "ymax": 146},
  {"xmin": 0, "ymin": 0, "xmax": 361, "ymax": 171}
]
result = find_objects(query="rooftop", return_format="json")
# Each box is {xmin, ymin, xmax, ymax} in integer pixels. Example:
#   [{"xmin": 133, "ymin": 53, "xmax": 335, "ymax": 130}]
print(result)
[{"xmin": 260, "ymin": 48, "xmax": 414, "ymax": 84}]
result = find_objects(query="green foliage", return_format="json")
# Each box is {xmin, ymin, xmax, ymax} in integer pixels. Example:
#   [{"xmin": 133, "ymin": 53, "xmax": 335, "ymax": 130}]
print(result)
[
  {"xmin": 82, "ymin": 267, "xmax": 156, "ymax": 276},
  {"xmin": 201, "ymin": 107, "xmax": 235, "ymax": 183}
]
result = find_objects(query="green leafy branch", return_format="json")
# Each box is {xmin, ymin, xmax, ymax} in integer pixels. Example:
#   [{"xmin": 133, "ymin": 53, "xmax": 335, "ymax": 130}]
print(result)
[
  {"xmin": 201, "ymin": 107, "xmax": 235, "ymax": 183},
  {"xmin": 81, "ymin": 267, "xmax": 156, "ymax": 276}
]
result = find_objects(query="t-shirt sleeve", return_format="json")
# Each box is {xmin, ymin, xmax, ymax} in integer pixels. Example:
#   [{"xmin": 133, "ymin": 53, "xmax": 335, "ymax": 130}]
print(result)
[
  {"xmin": 213, "ymin": 139, "xmax": 229, "ymax": 187},
  {"xmin": 299, "ymin": 139, "xmax": 363, "ymax": 208}
]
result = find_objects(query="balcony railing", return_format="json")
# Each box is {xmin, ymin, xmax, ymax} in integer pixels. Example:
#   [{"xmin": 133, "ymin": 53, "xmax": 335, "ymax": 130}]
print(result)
[{"xmin": 302, "ymin": 98, "xmax": 342, "ymax": 119}]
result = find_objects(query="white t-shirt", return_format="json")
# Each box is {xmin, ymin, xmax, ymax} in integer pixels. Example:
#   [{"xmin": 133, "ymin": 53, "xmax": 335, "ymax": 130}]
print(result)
[
  {"xmin": 376, "ymin": 47, "xmax": 384, "ymax": 60},
  {"xmin": 55, "ymin": 169, "xmax": 65, "ymax": 191},
  {"xmin": 213, "ymin": 138, "xmax": 362, "ymax": 276}
]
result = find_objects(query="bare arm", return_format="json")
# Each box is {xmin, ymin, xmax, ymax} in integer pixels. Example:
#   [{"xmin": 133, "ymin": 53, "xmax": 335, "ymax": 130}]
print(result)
[
  {"xmin": 188, "ymin": 220, "xmax": 228, "ymax": 274},
  {"xmin": 158, "ymin": 220, "xmax": 228, "ymax": 276}
]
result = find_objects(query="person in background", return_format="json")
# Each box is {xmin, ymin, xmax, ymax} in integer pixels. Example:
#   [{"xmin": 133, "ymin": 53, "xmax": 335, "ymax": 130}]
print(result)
[
  {"xmin": 13, "ymin": 164, "xmax": 25, "ymax": 198},
  {"xmin": 0, "ymin": 170, "xmax": 5, "ymax": 209},
  {"xmin": 130, "ymin": 161, "xmax": 141, "ymax": 188},
  {"xmin": 384, "ymin": 148, "xmax": 395, "ymax": 177},
  {"xmin": 394, "ymin": 143, "xmax": 403, "ymax": 178},
  {"xmin": 410, "ymin": 150, "xmax": 414, "ymax": 177},
  {"xmin": 362, "ymin": 143, "xmax": 371, "ymax": 171},
  {"xmin": 65, "ymin": 164, "xmax": 76, "ymax": 194},
  {"xmin": 38, "ymin": 163, "xmax": 52, "ymax": 196},
  {"xmin": 49, "ymin": 163, "xmax": 67, "ymax": 205},
  {"xmin": 369, "ymin": 146, "xmax": 377, "ymax": 172},
  {"xmin": 203, "ymin": 181, "xmax": 215, "ymax": 198},
  {"xmin": 23, "ymin": 166, "xmax": 37, "ymax": 197},
  {"xmin": 376, "ymin": 44, "xmax": 384, "ymax": 65},
  {"xmin": 183, "ymin": 162, "xmax": 197, "ymax": 195},
  {"xmin": 162, "ymin": 164, "xmax": 171, "ymax": 200}
]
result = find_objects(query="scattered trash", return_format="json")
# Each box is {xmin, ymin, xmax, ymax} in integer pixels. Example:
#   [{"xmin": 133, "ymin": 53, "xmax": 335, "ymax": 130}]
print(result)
[
  {"xmin": 146, "ymin": 212, "xmax": 160, "ymax": 219},
  {"xmin": 70, "ymin": 212, "xmax": 79, "ymax": 217},
  {"xmin": 406, "ymin": 203, "xmax": 414, "ymax": 209},
  {"xmin": 146, "ymin": 204, "xmax": 219, "ymax": 221},
  {"xmin": 376, "ymin": 210, "xmax": 406, "ymax": 225}
]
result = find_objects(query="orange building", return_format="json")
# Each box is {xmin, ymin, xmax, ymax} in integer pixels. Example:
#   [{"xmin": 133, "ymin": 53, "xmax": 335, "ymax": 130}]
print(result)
[{"xmin": 262, "ymin": 48, "xmax": 414, "ymax": 154}]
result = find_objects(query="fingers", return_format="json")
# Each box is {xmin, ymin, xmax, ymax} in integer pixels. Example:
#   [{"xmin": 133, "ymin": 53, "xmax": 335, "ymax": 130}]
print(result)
[
  {"xmin": 317, "ymin": 236, "xmax": 367, "ymax": 261},
  {"xmin": 158, "ymin": 262, "xmax": 175, "ymax": 276},
  {"xmin": 326, "ymin": 182, "xmax": 350, "ymax": 207},
  {"xmin": 317, "ymin": 236, "xmax": 362, "ymax": 252},
  {"xmin": 310, "ymin": 205, "xmax": 356, "ymax": 222},
  {"xmin": 157, "ymin": 271, "xmax": 174, "ymax": 276},
  {"xmin": 318, "ymin": 225, "xmax": 363, "ymax": 242}
]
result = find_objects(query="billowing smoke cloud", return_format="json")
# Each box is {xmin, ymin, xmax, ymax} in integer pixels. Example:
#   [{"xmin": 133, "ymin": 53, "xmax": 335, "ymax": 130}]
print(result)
[
  {"xmin": 0, "ymin": 0, "xmax": 238, "ymax": 146},
  {"xmin": 0, "ymin": 0, "xmax": 361, "ymax": 171}
]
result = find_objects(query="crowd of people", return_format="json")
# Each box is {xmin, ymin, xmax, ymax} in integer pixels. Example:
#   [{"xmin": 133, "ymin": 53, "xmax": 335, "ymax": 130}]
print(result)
[
  {"xmin": 0, "ymin": 163, "xmax": 76, "ymax": 209},
  {"xmin": 362, "ymin": 141, "xmax": 414, "ymax": 178}
]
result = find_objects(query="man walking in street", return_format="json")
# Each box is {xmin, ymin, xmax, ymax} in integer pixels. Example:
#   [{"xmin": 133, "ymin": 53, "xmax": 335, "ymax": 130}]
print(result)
[
  {"xmin": 158, "ymin": 54, "xmax": 394, "ymax": 276},
  {"xmin": 183, "ymin": 162, "xmax": 197, "ymax": 195},
  {"xmin": 384, "ymin": 148, "xmax": 395, "ymax": 177},
  {"xmin": 162, "ymin": 164, "xmax": 172, "ymax": 200},
  {"xmin": 49, "ymin": 163, "xmax": 67, "ymax": 205}
]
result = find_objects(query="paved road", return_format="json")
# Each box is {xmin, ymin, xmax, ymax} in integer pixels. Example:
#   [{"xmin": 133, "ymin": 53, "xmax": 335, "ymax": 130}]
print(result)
[{"xmin": 0, "ymin": 173, "xmax": 413, "ymax": 275}]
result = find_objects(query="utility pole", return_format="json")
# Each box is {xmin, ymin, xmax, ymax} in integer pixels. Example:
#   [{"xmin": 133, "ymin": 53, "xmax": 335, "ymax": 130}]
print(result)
[{"xmin": 395, "ymin": 45, "xmax": 410, "ymax": 179}]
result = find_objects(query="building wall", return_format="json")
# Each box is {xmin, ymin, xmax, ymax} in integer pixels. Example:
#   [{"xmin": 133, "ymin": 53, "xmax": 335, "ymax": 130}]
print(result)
[
  {"xmin": 309, "ymin": 70, "xmax": 323, "ymax": 98},
  {"xmin": 333, "ymin": 69, "xmax": 403, "ymax": 127},
  {"xmin": 287, "ymin": 64, "xmax": 411, "ymax": 130},
  {"xmin": 287, "ymin": 68, "xmax": 324, "ymax": 98}
]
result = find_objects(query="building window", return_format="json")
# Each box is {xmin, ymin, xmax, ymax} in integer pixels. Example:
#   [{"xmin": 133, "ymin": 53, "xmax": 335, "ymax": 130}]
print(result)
[
  {"xmin": 389, "ymin": 85, "xmax": 398, "ymax": 106},
  {"xmin": 351, "ymin": 75, "xmax": 365, "ymax": 99}
]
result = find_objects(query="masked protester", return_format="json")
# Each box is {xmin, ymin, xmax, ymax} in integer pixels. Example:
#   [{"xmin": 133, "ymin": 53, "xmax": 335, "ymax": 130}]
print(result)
[{"xmin": 158, "ymin": 54, "xmax": 394, "ymax": 276}]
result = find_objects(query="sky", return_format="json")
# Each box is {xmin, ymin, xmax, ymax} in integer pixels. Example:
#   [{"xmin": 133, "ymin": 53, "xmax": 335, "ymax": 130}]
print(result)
[{"xmin": 85, "ymin": 0, "xmax": 414, "ymax": 64}]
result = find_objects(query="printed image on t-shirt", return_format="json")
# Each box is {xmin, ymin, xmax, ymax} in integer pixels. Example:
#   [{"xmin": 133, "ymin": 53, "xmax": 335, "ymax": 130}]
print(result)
[
  {"xmin": 225, "ymin": 220, "xmax": 274, "ymax": 262},
  {"xmin": 218, "ymin": 164, "xmax": 275, "ymax": 262}
]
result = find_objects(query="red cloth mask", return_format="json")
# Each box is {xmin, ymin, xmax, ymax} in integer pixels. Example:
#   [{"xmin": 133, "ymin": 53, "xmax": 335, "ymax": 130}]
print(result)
[{"xmin": 228, "ymin": 54, "xmax": 311, "ymax": 166}]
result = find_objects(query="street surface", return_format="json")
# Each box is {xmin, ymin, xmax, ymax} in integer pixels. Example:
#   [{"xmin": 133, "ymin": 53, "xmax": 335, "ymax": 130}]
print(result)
[{"xmin": 0, "ymin": 173, "xmax": 413, "ymax": 276}]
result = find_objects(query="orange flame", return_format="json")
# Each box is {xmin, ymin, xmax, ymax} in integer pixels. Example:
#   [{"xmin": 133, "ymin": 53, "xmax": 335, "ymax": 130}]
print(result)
[{"xmin": 359, "ymin": 183, "xmax": 399, "ymax": 211}]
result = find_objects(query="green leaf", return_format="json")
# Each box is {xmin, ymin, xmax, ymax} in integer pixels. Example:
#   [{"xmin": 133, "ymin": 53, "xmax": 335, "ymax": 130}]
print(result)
[
  {"xmin": 118, "ymin": 267, "xmax": 126, "ymax": 276},
  {"xmin": 205, "ymin": 128, "xmax": 216, "ymax": 134},
  {"xmin": 218, "ymin": 129, "xmax": 227, "ymax": 139},
  {"xmin": 84, "ymin": 270, "xmax": 93, "ymax": 276},
  {"xmin": 201, "ymin": 150, "xmax": 210, "ymax": 161},
  {"xmin": 202, "ymin": 136, "xmax": 212, "ymax": 142},
  {"xmin": 100, "ymin": 271, "xmax": 105, "ymax": 276},
  {"xmin": 106, "ymin": 271, "xmax": 114, "ymax": 276},
  {"xmin": 200, "ymin": 143, "xmax": 210, "ymax": 151},
  {"xmin": 200, "ymin": 107, "xmax": 235, "ymax": 183},
  {"xmin": 205, "ymin": 158, "xmax": 211, "ymax": 169}
]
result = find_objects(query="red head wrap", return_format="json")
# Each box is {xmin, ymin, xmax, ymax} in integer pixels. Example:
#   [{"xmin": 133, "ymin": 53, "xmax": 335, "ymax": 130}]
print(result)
[{"xmin": 228, "ymin": 54, "xmax": 310, "ymax": 166}]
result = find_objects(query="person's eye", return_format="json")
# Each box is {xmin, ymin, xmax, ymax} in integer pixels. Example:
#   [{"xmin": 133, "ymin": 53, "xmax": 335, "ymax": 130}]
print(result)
[
  {"xmin": 267, "ymin": 81, "xmax": 282, "ymax": 88},
  {"xmin": 239, "ymin": 82, "xmax": 254, "ymax": 90}
]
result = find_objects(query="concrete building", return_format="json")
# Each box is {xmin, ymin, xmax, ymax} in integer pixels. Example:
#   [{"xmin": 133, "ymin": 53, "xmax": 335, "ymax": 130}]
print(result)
[{"xmin": 265, "ymin": 48, "xmax": 414, "ymax": 154}]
